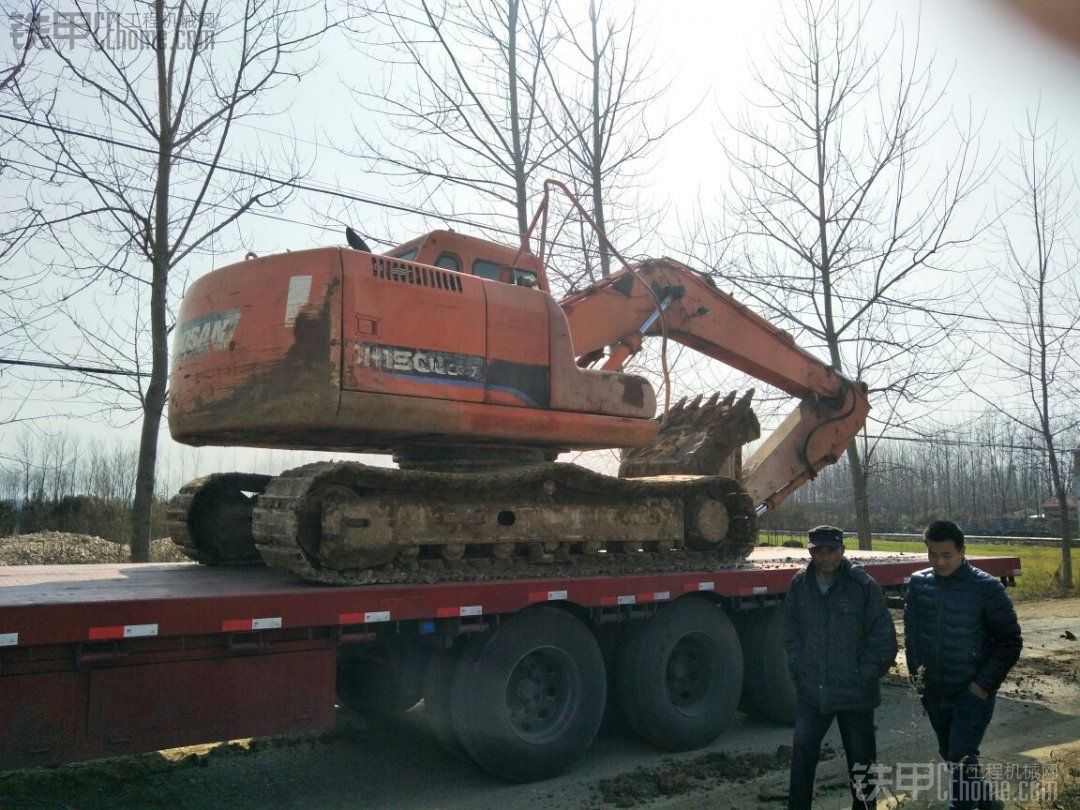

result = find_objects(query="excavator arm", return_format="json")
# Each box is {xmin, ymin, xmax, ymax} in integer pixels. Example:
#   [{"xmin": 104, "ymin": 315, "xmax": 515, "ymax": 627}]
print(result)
[{"xmin": 559, "ymin": 258, "xmax": 869, "ymax": 514}]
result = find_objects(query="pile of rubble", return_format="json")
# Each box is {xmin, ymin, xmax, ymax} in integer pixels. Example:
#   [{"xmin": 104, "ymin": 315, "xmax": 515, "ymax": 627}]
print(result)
[{"xmin": 0, "ymin": 531, "xmax": 188, "ymax": 565}]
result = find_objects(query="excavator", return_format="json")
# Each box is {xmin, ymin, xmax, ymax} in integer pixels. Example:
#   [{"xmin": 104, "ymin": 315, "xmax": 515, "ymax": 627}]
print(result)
[{"xmin": 167, "ymin": 182, "xmax": 869, "ymax": 585}]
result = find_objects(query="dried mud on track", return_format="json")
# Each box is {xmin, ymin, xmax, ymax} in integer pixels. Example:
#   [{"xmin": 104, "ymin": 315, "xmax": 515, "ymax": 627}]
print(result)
[{"xmin": 4, "ymin": 600, "xmax": 1079, "ymax": 810}]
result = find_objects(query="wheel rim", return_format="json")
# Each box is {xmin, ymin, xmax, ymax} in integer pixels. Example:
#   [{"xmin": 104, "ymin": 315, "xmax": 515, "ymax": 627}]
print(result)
[
  {"xmin": 665, "ymin": 633, "xmax": 718, "ymax": 713},
  {"xmin": 505, "ymin": 647, "xmax": 579, "ymax": 742}
]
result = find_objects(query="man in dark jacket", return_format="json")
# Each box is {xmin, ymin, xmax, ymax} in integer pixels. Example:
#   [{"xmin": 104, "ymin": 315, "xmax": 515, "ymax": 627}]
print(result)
[
  {"xmin": 904, "ymin": 520, "xmax": 1022, "ymax": 810},
  {"xmin": 784, "ymin": 525, "xmax": 899, "ymax": 810}
]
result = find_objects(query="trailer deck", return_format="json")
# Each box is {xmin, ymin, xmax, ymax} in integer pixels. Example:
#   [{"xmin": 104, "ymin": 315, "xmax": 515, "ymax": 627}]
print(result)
[
  {"xmin": 0, "ymin": 549, "xmax": 1021, "ymax": 772},
  {"xmin": 0, "ymin": 549, "xmax": 1019, "ymax": 648}
]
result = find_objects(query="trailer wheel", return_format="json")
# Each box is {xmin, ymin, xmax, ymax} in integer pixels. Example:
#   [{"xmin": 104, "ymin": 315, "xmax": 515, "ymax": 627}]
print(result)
[
  {"xmin": 336, "ymin": 659, "xmax": 421, "ymax": 718},
  {"xmin": 422, "ymin": 647, "xmax": 468, "ymax": 759},
  {"xmin": 450, "ymin": 606, "xmax": 606, "ymax": 782},
  {"xmin": 736, "ymin": 606, "xmax": 797, "ymax": 725},
  {"xmin": 617, "ymin": 596, "xmax": 742, "ymax": 751}
]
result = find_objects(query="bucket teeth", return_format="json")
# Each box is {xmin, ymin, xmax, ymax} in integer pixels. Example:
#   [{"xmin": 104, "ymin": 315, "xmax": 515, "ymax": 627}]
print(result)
[{"xmin": 619, "ymin": 389, "xmax": 760, "ymax": 479}]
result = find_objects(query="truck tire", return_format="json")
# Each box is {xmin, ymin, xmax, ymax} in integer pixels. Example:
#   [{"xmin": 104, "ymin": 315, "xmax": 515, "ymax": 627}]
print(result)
[
  {"xmin": 736, "ymin": 606, "xmax": 797, "ymax": 725},
  {"xmin": 336, "ymin": 659, "xmax": 421, "ymax": 718},
  {"xmin": 450, "ymin": 606, "xmax": 606, "ymax": 782},
  {"xmin": 617, "ymin": 596, "xmax": 742, "ymax": 751},
  {"xmin": 422, "ymin": 647, "xmax": 468, "ymax": 760}
]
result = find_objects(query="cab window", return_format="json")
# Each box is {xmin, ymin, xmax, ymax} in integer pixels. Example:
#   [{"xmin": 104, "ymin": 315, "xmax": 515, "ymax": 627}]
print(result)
[
  {"xmin": 394, "ymin": 248, "xmax": 418, "ymax": 262},
  {"xmin": 472, "ymin": 259, "xmax": 501, "ymax": 280},
  {"xmin": 435, "ymin": 253, "xmax": 461, "ymax": 272},
  {"xmin": 512, "ymin": 269, "xmax": 538, "ymax": 288}
]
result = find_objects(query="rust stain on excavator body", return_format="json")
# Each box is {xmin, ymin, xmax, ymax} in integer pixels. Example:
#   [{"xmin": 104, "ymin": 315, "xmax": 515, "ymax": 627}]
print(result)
[{"xmin": 169, "ymin": 248, "xmax": 344, "ymax": 448}]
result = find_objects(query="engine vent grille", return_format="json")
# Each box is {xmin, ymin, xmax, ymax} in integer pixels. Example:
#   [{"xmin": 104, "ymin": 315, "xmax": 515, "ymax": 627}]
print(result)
[{"xmin": 371, "ymin": 258, "xmax": 463, "ymax": 293}]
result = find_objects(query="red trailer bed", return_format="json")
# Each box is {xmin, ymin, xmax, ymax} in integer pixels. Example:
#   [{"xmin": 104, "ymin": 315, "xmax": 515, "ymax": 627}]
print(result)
[{"xmin": 0, "ymin": 549, "xmax": 1020, "ymax": 772}]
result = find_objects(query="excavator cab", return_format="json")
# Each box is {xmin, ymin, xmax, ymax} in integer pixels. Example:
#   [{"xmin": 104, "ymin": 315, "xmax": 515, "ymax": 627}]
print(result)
[{"xmin": 379, "ymin": 230, "xmax": 549, "ymax": 292}]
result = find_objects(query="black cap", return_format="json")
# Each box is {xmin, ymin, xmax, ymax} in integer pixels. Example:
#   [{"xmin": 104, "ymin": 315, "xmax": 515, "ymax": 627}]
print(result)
[{"xmin": 807, "ymin": 525, "xmax": 844, "ymax": 548}]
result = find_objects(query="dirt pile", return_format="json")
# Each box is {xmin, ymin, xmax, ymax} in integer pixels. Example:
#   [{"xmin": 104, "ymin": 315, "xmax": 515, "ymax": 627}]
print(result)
[
  {"xmin": 597, "ymin": 747, "xmax": 792, "ymax": 807},
  {"xmin": 0, "ymin": 531, "xmax": 188, "ymax": 565}
]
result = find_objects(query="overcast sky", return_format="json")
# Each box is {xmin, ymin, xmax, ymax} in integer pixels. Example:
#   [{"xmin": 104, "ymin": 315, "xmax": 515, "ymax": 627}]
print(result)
[{"xmin": 2, "ymin": 0, "xmax": 1078, "ymax": 485}]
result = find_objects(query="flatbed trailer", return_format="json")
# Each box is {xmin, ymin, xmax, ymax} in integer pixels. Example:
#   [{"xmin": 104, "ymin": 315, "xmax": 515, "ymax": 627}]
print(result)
[{"xmin": 0, "ymin": 549, "xmax": 1020, "ymax": 781}]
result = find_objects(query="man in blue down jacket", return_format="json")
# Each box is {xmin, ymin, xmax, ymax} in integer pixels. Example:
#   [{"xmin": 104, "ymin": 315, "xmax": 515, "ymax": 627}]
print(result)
[
  {"xmin": 904, "ymin": 520, "xmax": 1022, "ymax": 810},
  {"xmin": 783, "ymin": 525, "xmax": 899, "ymax": 810}
]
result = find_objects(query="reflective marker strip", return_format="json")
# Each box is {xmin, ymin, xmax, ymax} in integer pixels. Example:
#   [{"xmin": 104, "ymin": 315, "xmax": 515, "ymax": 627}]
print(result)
[
  {"xmin": 528, "ymin": 590, "xmax": 568, "ymax": 602},
  {"xmin": 1013, "ymin": 568, "xmax": 1022, "ymax": 576},
  {"xmin": 752, "ymin": 586, "xmax": 769, "ymax": 595},
  {"xmin": 435, "ymin": 605, "xmax": 482, "ymax": 618},
  {"xmin": 600, "ymin": 594, "xmax": 636, "ymax": 606},
  {"xmin": 88, "ymin": 623, "xmax": 158, "ymax": 641},
  {"xmin": 0, "ymin": 632, "xmax": 18, "ymax": 647},
  {"xmin": 654, "ymin": 591, "xmax": 670, "ymax": 601},
  {"xmin": 684, "ymin": 581, "xmax": 715, "ymax": 592},
  {"xmin": 903, "ymin": 576, "xmax": 912, "ymax": 584},
  {"xmin": 222, "ymin": 617, "xmax": 282, "ymax": 632},
  {"xmin": 339, "ymin": 611, "xmax": 391, "ymax": 624}
]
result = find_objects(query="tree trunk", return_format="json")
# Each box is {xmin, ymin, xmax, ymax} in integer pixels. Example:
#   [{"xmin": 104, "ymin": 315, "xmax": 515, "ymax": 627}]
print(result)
[
  {"xmin": 588, "ymin": 0, "xmax": 610, "ymax": 277},
  {"xmin": 506, "ymin": 0, "xmax": 529, "ymax": 240},
  {"xmin": 845, "ymin": 442, "xmax": 872, "ymax": 550},
  {"xmin": 130, "ymin": 0, "xmax": 171, "ymax": 563},
  {"xmin": 1047, "ymin": 445, "xmax": 1073, "ymax": 594}
]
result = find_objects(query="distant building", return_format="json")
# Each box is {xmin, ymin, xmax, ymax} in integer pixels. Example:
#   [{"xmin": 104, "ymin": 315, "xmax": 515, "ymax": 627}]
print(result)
[{"xmin": 1041, "ymin": 494, "xmax": 1078, "ymax": 533}]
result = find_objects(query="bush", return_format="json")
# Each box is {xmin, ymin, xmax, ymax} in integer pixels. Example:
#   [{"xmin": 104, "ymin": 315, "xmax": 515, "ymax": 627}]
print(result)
[
  {"xmin": 0, "ymin": 501, "xmax": 17, "ymax": 537},
  {"xmin": 14, "ymin": 496, "xmax": 169, "ymax": 543}
]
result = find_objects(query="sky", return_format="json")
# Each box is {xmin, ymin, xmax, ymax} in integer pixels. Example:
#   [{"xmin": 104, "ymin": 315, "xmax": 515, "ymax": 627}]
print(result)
[{"xmin": 1, "ymin": 0, "xmax": 1079, "ymax": 489}]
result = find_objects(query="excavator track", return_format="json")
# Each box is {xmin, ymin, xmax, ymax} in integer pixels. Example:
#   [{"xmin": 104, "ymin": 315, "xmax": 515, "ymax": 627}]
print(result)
[
  {"xmin": 168, "ymin": 473, "xmax": 272, "ymax": 565},
  {"xmin": 250, "ymin": 461, "xmax": 757, "ymax": 585}
]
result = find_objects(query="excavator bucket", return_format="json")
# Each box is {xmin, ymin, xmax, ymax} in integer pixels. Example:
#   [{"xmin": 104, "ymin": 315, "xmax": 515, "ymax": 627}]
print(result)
[{"xmin": 619, "ymin": 390, "xmax": 760, "ymax": 479}]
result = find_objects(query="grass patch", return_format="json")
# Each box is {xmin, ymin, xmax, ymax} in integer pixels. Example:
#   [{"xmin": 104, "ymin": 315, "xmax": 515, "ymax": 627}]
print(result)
[
  {"xmin": 868, "ymin": 539, "xmax": 1077, "ymax": 601},
  {"xmin": 759, "ymin": 533, "xmax": 1076, "ymax": 600}
]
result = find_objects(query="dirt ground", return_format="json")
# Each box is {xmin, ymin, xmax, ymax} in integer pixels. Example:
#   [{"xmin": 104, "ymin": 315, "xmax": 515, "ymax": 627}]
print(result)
[{"xmin": 4, "ymin": 599, "xmax": 1079, "ymax": 809}]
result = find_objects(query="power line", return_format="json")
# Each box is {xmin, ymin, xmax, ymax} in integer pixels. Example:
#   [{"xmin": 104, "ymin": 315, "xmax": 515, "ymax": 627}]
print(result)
[
  {"xmin": 0, "ymin": 155, "xmax": 341, "ymax": 244},
  {"xmin": 0, "ymin": 111, "xmax": 531, "ymax": 243},
  {"xmin": 10, "ymin": 112, "xmax": 1078, "ymax": 338},
  {"xmin": 0, "ymin": 357, "xmax": 148, "ymax": 377}
]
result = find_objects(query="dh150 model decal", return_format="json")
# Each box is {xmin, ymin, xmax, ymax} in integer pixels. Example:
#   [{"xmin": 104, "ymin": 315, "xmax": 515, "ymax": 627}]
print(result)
[
  {"xmin": 356, "ymin": 342, "xmax": 485, "ymax": 382},
  {"xmin": 174, "ymin": 309, "xmax": 241, "ymax": 363}
]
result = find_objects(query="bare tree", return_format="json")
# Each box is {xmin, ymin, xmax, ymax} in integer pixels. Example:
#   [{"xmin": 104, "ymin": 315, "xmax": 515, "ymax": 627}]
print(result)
[
  {"xmin": 0, "ymin": 4, "xmax": 49, "ymax": 427},
  {"xmin": 535, "ymin": 0, "xmax": 685, "ymax": 285},
  {"xmin": 353, "ymin": 0, "xmax": 559, "ymax": 243},
  {"xmin": 10, "ymin": 0, "xmax": 336, "ymax": 560},
  {"xmin": 718, "ymin": 0, "xmax": 987, "ymax": 548},
  {"xmin": 981, "ymin": 109, "xmax": 1079, "ymax": 593},
  {"xmin": 1, "ymin": 3, "xmax": 41, "ymax": 95}
]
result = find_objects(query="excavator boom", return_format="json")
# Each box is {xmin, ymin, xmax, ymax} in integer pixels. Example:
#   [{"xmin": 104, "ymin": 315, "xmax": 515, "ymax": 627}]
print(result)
[{"xmin": 560, "ymin": 258, "xmax": 869, "ymax": 512}]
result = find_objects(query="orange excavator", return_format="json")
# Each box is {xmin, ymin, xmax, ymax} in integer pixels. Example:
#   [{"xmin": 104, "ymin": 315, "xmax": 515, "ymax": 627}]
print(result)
[{"xmin": 168, "ymin": 182, "xmax": 868, "ymax": 584}]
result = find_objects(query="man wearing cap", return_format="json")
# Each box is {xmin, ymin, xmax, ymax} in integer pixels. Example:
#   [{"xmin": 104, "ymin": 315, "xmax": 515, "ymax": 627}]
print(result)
[
  {"xmin": 783, "ymin": 525, "xmax": 898, "ymax": 810},
  {"xmin": 905, "ymin": 519, "xmax": 1021, "ymax": 810}
]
